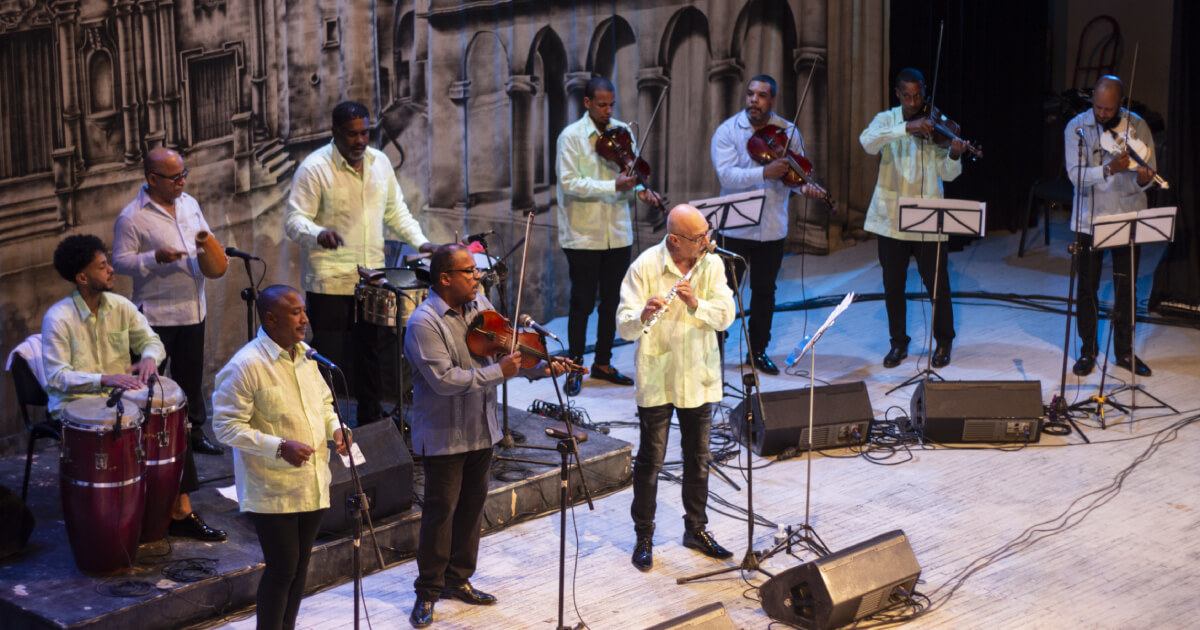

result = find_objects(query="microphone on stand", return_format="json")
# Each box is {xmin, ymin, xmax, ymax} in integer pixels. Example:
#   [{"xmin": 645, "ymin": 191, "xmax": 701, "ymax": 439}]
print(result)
[
  {"xmin": 106, "ymin": 387, "xmax": 128, "ymax": 408},
  {"xmin": 518, "ymin": 314, "xmax": 559, "ymax": 342},
  {"xmin": 705, "ymin": 243, "xmax": 744, "ymax": 260},
  {"xmin": 464, "ymin": 230, "xmax": 495, "ymax": 244},
  {"xmin": 225, "ymin": 247, "xmax": 261, "ymax": 261},
  {"xmin": 305, "ymin": 347, "xmax": 340, "ymax": 371}
]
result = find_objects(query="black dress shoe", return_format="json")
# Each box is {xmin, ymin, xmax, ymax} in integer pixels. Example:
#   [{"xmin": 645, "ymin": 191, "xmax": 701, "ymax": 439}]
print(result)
[
  {"xmin": 1115, "ymin": 355, "xmax": 1152, "ymax": 377},
  {"xmin": 931, "ymin": 344, "xmax": 952, "ymax": 368},
  {"xmin": 682, "ymin": 530, "xmax": 733, "ymax": 559},
  {"xmin": 883, "ymin": 345, "xmax": 908, "ymax": 368},
  {"xmin": 747, "ymin": 352, "xmax": 780, "ymax": 375},
  {"xmin": 590, "ymin": 365, "xmax": 634, "ymax": 386},
  {"xmin": 190, "ymin": 430, "xmax": 225, "ymax": 456},
  {"xmin": 564, "ymin": 369, "xmax": 583, "ymax": 396},
  {"xmin": 1073, "ymin": 355, "xmax": 1096, "ymax": 377},
  {"xmin": 440, "ymin": 582, "xmax": 496, "ymax": 605},
  {"xmin": 631, "ymin": 535, "xmax": 653, "ymax": 572},
  {"xmin": 410, "ymin": 599, "xmax": 434, "ymax": 628},
  {"xmin": 168, "ymin": 512, "xmax": 227, "ymax": 542}
]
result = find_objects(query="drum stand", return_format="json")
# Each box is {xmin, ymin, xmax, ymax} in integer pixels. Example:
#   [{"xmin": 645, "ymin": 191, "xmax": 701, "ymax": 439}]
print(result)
[{"xmin": 316, "ymin": 364, "xmax": 387, "ymax": 630}]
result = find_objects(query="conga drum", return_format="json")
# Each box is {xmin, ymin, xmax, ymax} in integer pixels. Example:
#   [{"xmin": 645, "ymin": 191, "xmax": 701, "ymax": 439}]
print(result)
[
  {"xmin": 60, "ymin": 397, "xmax": 144, "ymax": 576},
  {"xmin": 127, "ymin": 377, "xmax": 188, "ymax": 543}
]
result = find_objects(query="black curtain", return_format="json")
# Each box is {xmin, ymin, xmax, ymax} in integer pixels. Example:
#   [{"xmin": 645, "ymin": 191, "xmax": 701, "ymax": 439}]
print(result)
[
  {"xmin": 888, "ymin": 0, "xmax": 1050, "ymax": 234},
  {"xmin": 1149, "ymin": 0, "xmax": 1200, "ymax": 313}
]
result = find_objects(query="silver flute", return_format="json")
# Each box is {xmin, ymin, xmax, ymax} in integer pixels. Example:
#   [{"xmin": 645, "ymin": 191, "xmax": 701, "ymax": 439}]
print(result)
[{"xmin": 642, "ymin": 245, "xmax": 712, "ymax": 334}]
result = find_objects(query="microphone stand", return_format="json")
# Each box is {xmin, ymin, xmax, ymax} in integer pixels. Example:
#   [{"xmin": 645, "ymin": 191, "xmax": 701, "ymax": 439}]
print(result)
[
  {"xmin": 237, "ymin": 257, "xmax": 258, "ymax": 342},
  {"xmin": 316, "ymin": 361, "xmax": 387, "ymax": 630}
]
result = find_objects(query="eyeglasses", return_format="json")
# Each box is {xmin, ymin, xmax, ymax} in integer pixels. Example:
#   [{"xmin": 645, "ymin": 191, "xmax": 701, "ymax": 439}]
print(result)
[
  {"xmin": 150, "ymin": 169, "xmax": 189, "ymax": 184},
  {"xmin": 448, "ymin": 267, "xmax": 481, "ymax": 276},
  {"xmin": 672, "ymin": 228, "xmax": 713, "ymax": 243}
]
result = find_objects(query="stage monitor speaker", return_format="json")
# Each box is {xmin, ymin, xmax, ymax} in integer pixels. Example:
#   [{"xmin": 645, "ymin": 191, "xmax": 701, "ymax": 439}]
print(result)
[
  {"xmin": 760, "ymin": 530, "xmax": 921, "ymax": 629},
  {"xmin": 644, "ymin": 602, "xmax": 735, "ymax": 630},
  {"xmin": 730, "ymin": 382, "xmax": 873, "ymax": 456},
  {"xmin": 321, "ymin": 420, "xmax": 414, "ymax": 533},
  {"xmin": 910, "ymin": 380, "xmax": 1044, "ymax": 443}
]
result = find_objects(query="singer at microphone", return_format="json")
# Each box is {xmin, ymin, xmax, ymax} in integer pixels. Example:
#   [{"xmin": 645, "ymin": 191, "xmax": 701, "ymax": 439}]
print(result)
[{"xmin": 305, "ymin": 347, "xmax": 340, "ymax": 371}]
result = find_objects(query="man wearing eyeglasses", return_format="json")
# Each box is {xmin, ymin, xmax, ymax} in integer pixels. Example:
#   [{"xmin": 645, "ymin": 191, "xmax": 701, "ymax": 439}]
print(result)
[
  {"xmin": 403, "ymin": 244, "xmax": 563, "ymax": 627},
  {"xmin": 616, "ymin": 204, "xmax": 736, "ymax": 571},
  {"xmin": 112, "ymin": 146, "xmax": 227, "ymax": 542},
  {"xmin": 285, "ymin": 101, "xmax": 435, "ymax": 427}
]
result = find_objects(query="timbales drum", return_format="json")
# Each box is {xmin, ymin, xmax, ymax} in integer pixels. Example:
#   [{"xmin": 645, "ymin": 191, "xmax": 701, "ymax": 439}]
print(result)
[
  {"xmin": 60, "ymin": 396, "xmax": 144, "ymax": 576},
  {"xmin": 126, "ymin": 377, "xmax": 188, "ymax": 543},
  {"xmin": 355, "ymin": 268, "xmax": 428, "ymax": 328}
]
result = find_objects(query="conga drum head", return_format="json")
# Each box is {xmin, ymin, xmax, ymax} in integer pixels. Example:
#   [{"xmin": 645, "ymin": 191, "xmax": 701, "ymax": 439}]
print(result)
[
  {"xmin": 62, "ymin": 396, "xmax": 142, "ymax": 432},
  {"xmin": 125, "ymin": 376, "xmax": 186, "ymax": 415}
]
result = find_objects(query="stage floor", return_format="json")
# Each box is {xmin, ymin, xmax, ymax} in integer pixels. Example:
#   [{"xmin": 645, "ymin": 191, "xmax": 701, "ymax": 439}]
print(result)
[
  {"xmin": 196, "ymin": 214, "xmax": 1200, "ymax": 630},
  {"xmin": 0, "ymin": 409, "xmax": 631, "ymax": 630}
]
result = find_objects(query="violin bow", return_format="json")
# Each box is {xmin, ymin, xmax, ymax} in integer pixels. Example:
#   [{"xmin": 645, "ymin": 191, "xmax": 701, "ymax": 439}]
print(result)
[
  {"xmin": 631, "ymin": 85, "xmax": 669, "ymax": 169},
  {"xmin": 929, "ymin": 20, "xmax": 945, "ymax": 111},
  {"xmin": 783, "ymin": 53, "xmax": 821, "ymax": 158},
  {"xmin": 1122, "ymin": 43, "xmax": 1140, "ymax": 149},
  {"xmin": 508, "ymin": 211, "xmax": 535, "ymax": 354}
]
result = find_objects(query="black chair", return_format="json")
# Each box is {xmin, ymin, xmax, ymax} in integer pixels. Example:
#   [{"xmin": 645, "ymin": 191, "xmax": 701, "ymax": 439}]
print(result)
[
  {"xmin": 9, "ymin": 354, "xmax": 59, "ymax": 502},
  {"xmin": 1019, "ymin": 177, "xmax": 1074, "ymax": 257}
]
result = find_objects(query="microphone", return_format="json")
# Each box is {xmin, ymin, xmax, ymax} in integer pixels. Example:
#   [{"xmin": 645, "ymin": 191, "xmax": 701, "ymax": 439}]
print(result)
[
  {"xmin": 305, "ymin": 348, "xmax": 340, "ymax": 371},
  {"xmin": 705, "ymin": 243, "xmax": 744, "ymax": 260},
  {"xmin": 464, "ymin": 230, "xmax": 495, "ymax": 244},
  {"xmin": 518, "ymin": 314, "xmax": 559, "ymax": 342},
  {"xmin": 1076, "ymin": 127, "xmax": 1085, "ymax": 139},
  {"xmin": 106, "ymin": 387, "xmax": 128, "ymax": 408},
  {"xmin": 225, "ymin": 246, "xmax": 261, "ymax": 261}
]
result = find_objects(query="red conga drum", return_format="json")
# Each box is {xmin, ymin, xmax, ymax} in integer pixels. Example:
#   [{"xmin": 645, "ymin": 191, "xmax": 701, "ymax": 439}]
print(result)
[
  {"xmin": 128, "ymin": 377, "xmax": 188, "ymax": 543},
  {"xmin": 59, "ymin": 396, "xmax": 144, "ymax": 576}
]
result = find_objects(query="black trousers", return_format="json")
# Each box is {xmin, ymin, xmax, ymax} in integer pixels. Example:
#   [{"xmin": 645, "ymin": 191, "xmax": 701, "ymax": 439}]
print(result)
[
  {"xmin": 877, "ymin": 235, "xmax": 956, "ymax": 348},
  {"xmin": 305, "ymin": 292, "xmax": 392, "ymax": 424},
  {"xmin": 630, "ymin": 403, "xmax": 713, "ymax": 537},
  {"xmin": 563, "ymin": 246, "xmax": 631, "ymax": 365},
  {"xmin": 414, "ymin": 447, "xmax": 493, "ymax": 601},
  {"xmin": 153, "ymin": 322, "xmax": 203, "ymax": 494},
  {"xmin": 247, "ymin": 509, "xmax": 325, "ymax": 630},
  {"xmin": 1075, "ymin": 233, "xmax": 1139, "ymax": 358},
  {"xmin": 719, "ymin": 236, "xmax": 785, "ymax": 354}
]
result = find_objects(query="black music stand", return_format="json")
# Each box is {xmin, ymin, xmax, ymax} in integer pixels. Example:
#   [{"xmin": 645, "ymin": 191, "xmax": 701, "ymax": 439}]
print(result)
[
  {"xmin": 690, "ymin": 190, "xmax": 766, "ymax": 399},
  {"xmin": 1080, "ymin": 207, "xmax": 1178, "ymax": 425},
  {"xmin": 886, "ymin": 196, "xmax": 985, "ymax": 395}
]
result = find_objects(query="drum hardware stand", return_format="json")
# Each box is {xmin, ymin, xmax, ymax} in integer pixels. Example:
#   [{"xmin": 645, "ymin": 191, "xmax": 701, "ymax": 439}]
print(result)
[
  {"xmin": 315, "ymin": 361, "xmax": 387, "ymax": 630},
  {"xmin": 236, "ymin": 256, "xmax": 259, "ymax": 343}
]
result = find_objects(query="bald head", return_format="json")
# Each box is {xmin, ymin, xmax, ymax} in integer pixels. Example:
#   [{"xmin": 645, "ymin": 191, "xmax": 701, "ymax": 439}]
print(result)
[
  {"xmin": 144, "ymin": 147, "xmax": 186, "ymax": 204},
  {"xmin": 1095, "ymin": 75, "xmax": 1124, "ymax": 98},
  {"xmin": 1092, "ymin": 75, "xmax": 1125, "ymax": 127},
  {"xmin": 145, "ymin": 147, "xmax": 182, "ymax": 175},
  {"xmin": 258, "ymin": 285, "xmax": 308, "ymax": 350},
  {"xmin": 257, "ymin": 284, "xmax": 301, "ymax": 322},
  {"xmin": 666, "ymin": 204, "xmax": 707, "ymax": 235}
]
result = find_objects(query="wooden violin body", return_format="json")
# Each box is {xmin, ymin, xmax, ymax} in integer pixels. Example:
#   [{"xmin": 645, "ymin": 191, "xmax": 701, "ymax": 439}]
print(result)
[
  {"xmin": 745, "ymin": 124, "xmax": 837, "ymax": 212},
  {"xmin": 466, "ymin": 309, "xmax": 584, "ymax": 372},
  {"xmin": 595, "ymin": 126, "xmax": 669, "ymax": 216},
  {"xmin": 911, "ymin": 104, "xmax": 984, "ymax": 160}
]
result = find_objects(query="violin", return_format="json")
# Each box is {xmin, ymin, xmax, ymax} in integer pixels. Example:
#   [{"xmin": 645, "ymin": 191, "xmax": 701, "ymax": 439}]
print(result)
[
  {"xmin": 745, "ymin": 124, "xmax": 837, "ymax": 212},
  {"xmin": 595, "ymin": 126, "xmax": 669, "ymax": 217},
  {"xmin": 1098, "ymin": 117, "xmax": 1169, "ymax": 189},
  {"xmin": 465, "ymin": 310, "xmax": 585, "ymax": 373},
  {"xmin": 909, "ymin": 103, "xmax": 984, "ymax": 160}
]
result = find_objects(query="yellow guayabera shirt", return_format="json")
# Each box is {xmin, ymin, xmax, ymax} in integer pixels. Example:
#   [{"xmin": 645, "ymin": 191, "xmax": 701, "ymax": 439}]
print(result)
[
  {"xmin": 41, "ymin": 290, "xmax": 165, "ymax": 418},
  {"xmin": 616, "ymin": 240, "xmax": 735, "ymax": 408},
  {"xmin": 555, "ymin": 113, "xmax": 637, "ymax": 250},
  {"xmin": 859, "ymin": 106, "xmax": 963, "ymax": 242},
  {"xmin": 285, "ymin": 142, "xmax": 429, "ymax": 295},
  {"xmin": 212, "ymin": 328, "xmax": 342, "ymax": 514}
]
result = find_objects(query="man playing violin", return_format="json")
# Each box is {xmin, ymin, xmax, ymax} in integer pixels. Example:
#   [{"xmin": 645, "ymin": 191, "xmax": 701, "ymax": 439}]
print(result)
[
  {"xmin": 711, "ymin": 74, "xmax": 827, "ymax": 375},
  {"xmin": 1064, "ymin": 75, "xmax": 1157, "ymax": 377},
  {"xmin": 403, "ymin": 244, "xmax": 565, "ymax": 627},
  {"xmin": 860, "ymin": 68, "xmax": 964, "ymax": 369},
  {"xmin": 556, "ymin": 76, "xmax": 658, "ymax": 397},
  {"xmin": 616, "ymin": 204, "xmax": 736, "ymax": 571}
]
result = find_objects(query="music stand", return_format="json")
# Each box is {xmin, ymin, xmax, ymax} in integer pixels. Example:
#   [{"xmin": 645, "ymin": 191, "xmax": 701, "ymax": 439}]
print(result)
[
  {"xmin": 886, "ymin": 197, "xmax": 985, "ymax": 395},
  {"xmin": 690, "ymin": 190, "xmax": 765, "ymax": 398},
  {"xmin": 1085, "ymin": 207, "xmax": 1178, "ymax": 426}
]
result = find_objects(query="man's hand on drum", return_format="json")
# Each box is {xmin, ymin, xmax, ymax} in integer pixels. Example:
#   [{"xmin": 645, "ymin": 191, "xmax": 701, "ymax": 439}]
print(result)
[
  {"xmin": 131, "ymin": 357, "xmax": 159, "ymax": 385},
  {"xmin": 333, "ymin": 428, "xmax": 351, "ymax": 456},
  {"xmin": 100, "ymin": 373, "xmax": 144, "ymax": 390},
  {"xmin": 280, "ymin": 439, "xmax": 316, "ymax": 467}
]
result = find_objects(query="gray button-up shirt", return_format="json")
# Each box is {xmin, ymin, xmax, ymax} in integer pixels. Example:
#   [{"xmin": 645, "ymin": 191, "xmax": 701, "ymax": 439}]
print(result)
[{"xmin": 404, "ymin": 291, "xmax": 544, "ymax": 456}]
